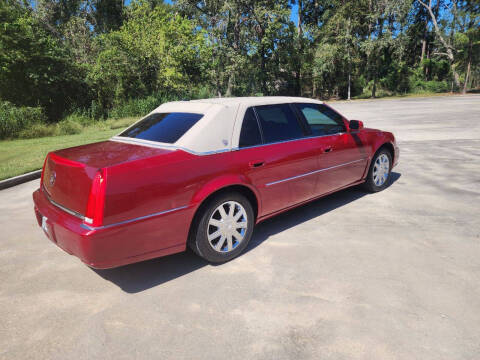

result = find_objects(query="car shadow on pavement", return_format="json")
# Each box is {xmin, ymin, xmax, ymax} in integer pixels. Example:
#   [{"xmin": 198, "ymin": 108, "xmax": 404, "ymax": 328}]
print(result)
[{"xmin": 93, "ymin": 172, "xmax": 401, "ymax": 293}]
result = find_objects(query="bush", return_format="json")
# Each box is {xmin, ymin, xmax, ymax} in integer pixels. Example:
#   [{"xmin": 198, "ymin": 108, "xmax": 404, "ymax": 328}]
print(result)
[
  {"xmin": 18, "ymin": 123, "xmax": 57, "ymax": 139},
  {"xmin": 106, "ymin": 117, "xmax": 138, "ymax": 130},
  {"xmin": 56, "ymin": 119, "xmax": 84, "ymax": 135},
  {"xmin": 63, "ymin": 112, "xmax": 94, "ymax": 126},
  {"xmin": 360, "ymin": 80, "xmax": 393, "ymax": 98},
  {"xmin": 108, "ymin": 93, "xmax": 172, "ymax": 119},
  {"xmin": 190, "ymin": 86, "xmax": 216, "ymax": 100},
  {"xmin": 0, "ymin": 102, "xmax": 46, "ymax": 139},
  {"xmin": 408, "ymin": 66, "xmax": 450, "ymax": 94},
  {"xmin": 409, "ymin": 78, "xmax": 449, "ymax": 93},
  {"xmin": 90, "ymin": 120, "xmax": 111, "ymax": 131}
]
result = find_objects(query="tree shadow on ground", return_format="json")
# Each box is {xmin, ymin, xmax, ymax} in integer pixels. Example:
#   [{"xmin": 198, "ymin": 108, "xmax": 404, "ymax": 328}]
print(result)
[{"xmin": 93, "ymin": 172, "xmax": 401, "ymax": 293}]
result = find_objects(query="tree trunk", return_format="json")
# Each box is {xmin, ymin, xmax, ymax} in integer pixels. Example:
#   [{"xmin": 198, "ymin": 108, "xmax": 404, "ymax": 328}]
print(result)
[
  {"xmin": 297, "ymin": 0, "xmax": 303, "ymax": 38},
  {"xmin": 347, "ymin": 17, "xmax": 351, "ymax": 100},
  {"xmin": 348, "ymin": 72, "xmax": 351, "ymax": 100},
  {"xmin": 420, "ymin": 38, "xmax": 427, "ymax": 63},
  {"xmin": 226, "ymin": 14, "xmax": 241, "ymax": 97},
  {"xmin": 452, "ymin": 63, "xmax": 460, "ymax": 91},
  {"xmin": 420, "ymin": 15, "xmax": 428, "ymax": 63},
  {"xmin": 297, "ymin": 0, "xmax": 303, "ymax": 96},
  {"xmin": 372, "ymin": 17, "xmax": 383, "ymax": 99},
  {"xmin": 463, "ymin": 61, "xmax": 471, "ymax": 95},
  {"xmin": 463, "ymin": 39, "xmax": 472, "ymax": 94},
  {"xmin": 260, "ymin": 44, "xmax": 267, "ymax": 95},
  {"xmin": 226, "ymin": 73, "xmax": 234, "ymax": 97}
]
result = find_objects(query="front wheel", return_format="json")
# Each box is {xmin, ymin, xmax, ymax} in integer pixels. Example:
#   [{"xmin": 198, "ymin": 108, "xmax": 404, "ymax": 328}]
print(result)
[
  {"xmin": 363, "ymin": 149, "xmax": 392, "ymax": 192},
  {"xmin": 189, "ymin": 192, "xmax": 255, "ymax": 263}
]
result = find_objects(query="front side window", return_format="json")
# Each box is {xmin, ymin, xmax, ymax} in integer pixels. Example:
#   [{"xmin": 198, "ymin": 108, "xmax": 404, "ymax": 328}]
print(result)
[
  {"xmin": 119, "ymin": 112, "xmax": 203, "ymax": 143},
  {"xmin": 254, "ymin": 104, "xmax": 305, "ymax": 144},
  {"xmin": 295, "ymin": 103, "xmax": 346, "ymax": 136},
  {"xmin": 239, "ymin": 108, "xmax": 262, "ymax": 148}
]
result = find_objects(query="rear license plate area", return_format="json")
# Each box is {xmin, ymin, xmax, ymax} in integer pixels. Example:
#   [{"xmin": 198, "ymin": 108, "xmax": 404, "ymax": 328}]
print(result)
[{"xmin": 41, "ymin": 216, "xmax": 56, "ymax": 243}]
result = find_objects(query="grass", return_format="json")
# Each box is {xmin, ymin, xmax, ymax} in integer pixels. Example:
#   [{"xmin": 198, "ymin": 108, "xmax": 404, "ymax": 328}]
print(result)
[{"xmin": 0, "ymin": 118, "xmax": 137, "ymax": 181}]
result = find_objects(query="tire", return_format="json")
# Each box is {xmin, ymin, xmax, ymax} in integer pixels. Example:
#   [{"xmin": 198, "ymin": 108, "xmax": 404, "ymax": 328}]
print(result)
[
  {"xmin": 363, "ymin": 149, "xmax": 392, "ymax": 193},
  {"xmin": 189, "ymin": 192, "xmax": 255, "ymax": 263}
]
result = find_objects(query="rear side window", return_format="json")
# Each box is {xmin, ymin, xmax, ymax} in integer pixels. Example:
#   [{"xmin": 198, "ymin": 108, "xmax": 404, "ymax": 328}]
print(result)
[
  {"xmin": 254, "ymin": 104, "xmax": 304, "ymax": 144},
  {"xmin": 239, "ymin": 108, "xmax": 262, "ymax": 148},
  {"xmin": 119, "ymin": 112, "xmax": 203, "ymax": 143},
  {"xmin": 295, "ymin": 103, "xmax": 346, "ymax": 136}
]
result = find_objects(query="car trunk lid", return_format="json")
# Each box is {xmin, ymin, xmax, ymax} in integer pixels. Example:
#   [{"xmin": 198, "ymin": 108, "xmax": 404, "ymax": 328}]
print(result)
[{"xmin": 42, "ymin": 140, "xmax": 174, "ymax": 219}]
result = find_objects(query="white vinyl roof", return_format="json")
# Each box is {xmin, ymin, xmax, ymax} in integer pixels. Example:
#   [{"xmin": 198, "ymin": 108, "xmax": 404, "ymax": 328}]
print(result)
[
  {"xmin": 189, "ymin": 96, "xmax": 323, "ymax": 106},
  {"xmin": 114, "ymin": 97, "xmax": 324, "ymax": 155}
]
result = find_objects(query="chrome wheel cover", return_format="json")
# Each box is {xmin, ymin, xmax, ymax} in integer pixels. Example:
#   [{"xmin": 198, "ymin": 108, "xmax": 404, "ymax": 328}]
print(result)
[
  {"xmin": 207, "ymin": 201, "xmax": 248, "ymax": 253},
  {"xmin": 373, "ymin": 154, "xmax": 390, "ymax": 186}
]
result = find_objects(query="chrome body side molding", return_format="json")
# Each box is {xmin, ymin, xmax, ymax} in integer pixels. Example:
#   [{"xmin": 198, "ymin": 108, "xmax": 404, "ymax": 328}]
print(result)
[{"xmin": 265, "ymin": 158, "xmax": 367, "ymax": 187}]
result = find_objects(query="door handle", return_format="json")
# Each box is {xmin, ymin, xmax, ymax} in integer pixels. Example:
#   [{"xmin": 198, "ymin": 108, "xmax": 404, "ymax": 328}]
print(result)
[
  {"xmin": 249, "ymin": 160, "xmax": 265, "ymax": 168},
  {"xmin": 323, "ymin": 147, "xmax": 333, "ymax": 153}
]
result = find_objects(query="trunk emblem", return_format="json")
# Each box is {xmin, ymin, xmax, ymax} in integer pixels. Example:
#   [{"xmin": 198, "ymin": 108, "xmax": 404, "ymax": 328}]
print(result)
[{"xmin": 49, "ymin": 172, "xmax": 56, "ymax": 186}]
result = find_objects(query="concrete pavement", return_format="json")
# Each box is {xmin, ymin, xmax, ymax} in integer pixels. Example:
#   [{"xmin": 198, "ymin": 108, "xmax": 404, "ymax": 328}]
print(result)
[{"xmin": 1, "ymin": 95, "xmax": 479, "ymax": 359}]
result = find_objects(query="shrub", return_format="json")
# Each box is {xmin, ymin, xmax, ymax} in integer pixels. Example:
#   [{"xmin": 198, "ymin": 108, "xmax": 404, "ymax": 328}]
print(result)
[
  {"xmin": 408, "ymin": 67, "xmax": 450, "ymax": 94},
  {"xmin": 409, "ymin": 78, "xmax": 449, "ymax": 93},
  {"xmin": 90, "ymin": 121, "xmax": 111, "ymax": 131},
  {"xmin": 56, "ymin": 119, "xmax": 83, "ymax": 135},
  {"xmin": 18, "ymin": 123, "xmax": 57, "ymax": 139},
  {"xmin": 424, "ymin": 80, "xmax": 449, "ymax": 93},
  {"xmin": 63, "ymin": 112, "xmax": 94, "ymax": 126},
  {"xmin": 0, "ymin": 102, "xmax": 46, "ymax": 139},
  {"xmin": 360, "ymin": 80, "xmax": 393, "ymax": 98},
  {"xmin": 106, "ymin": 117, "xmax": 138, "ymax": 130},
  {"xmin": 190, "ymin": 86, "xmax": 216, "ymax": 100},
  {"xmin": 108, "ymin": 94, "xmax": 170, "ymax": 119}
]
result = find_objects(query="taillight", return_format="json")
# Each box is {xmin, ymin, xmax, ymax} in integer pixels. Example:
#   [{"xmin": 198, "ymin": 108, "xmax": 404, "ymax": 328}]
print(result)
[
  {"xmin": 84, "ymin": 170, "xmax": 106, "ymax": 227},
  {"xmin": 40, "ymin": 154, "xmax": 49, "ymax": 188}
]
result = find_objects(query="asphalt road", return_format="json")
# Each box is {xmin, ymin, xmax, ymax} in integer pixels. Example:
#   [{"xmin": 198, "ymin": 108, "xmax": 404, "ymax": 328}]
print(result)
[{"xmin": 1, "ymin": 95, "xmax": 479, "ymax": 360}]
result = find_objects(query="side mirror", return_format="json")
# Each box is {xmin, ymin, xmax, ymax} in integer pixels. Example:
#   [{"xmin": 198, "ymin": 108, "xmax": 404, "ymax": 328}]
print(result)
[{"xmin": 349, "ymin": 120, "xmax": 364, "ymax": 131}]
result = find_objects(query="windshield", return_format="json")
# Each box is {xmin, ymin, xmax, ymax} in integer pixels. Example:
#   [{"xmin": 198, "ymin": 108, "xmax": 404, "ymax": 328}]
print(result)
[{"xmin": 119, "ymin": 112, "xmax": 203, "ymax": 143}]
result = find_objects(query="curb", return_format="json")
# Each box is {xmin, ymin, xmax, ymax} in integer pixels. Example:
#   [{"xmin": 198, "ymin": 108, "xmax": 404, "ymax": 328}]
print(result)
[{"xmin": 0, "ymin": 170, "xmax": 42, "ymax": 190}]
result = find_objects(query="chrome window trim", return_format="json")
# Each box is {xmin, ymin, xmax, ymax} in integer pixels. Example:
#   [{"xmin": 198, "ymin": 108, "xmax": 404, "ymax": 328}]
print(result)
[
  {"xmin": 233, "ymin": 132, "xmax": 346, "ymax": 151},
  {"xmin": 265, "ymin": 158, "xmax": 367, "ymax": 187}
]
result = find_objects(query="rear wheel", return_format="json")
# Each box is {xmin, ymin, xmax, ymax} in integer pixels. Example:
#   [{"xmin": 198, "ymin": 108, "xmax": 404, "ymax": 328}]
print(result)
[
  {"xmin": 189, "ymin": 192, "xmax": 254, "ymax": 263},
  {"xmin": 363, "ymin": 149, "xmax": 392, "ymax": 192}
]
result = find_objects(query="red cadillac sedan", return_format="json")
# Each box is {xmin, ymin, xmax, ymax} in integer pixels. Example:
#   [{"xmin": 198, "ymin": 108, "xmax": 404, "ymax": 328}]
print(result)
[{"xmin": 33, "ymin": 97, "xmax": 399, "ymax": 268}]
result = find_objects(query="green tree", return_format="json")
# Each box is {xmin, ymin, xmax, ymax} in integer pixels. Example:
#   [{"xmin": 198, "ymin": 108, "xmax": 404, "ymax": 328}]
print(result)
[
  {"xmin": 88, "ymin": 1, "xmax": 210, "ymax": 114},
  {"xmin": 0, "ymin": 0, "xmax": 89, "ymax": 120}
]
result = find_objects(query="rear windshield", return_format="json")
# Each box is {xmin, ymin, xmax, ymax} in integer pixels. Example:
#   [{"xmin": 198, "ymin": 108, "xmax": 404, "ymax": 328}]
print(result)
[{"xmin": 119, "ymin": 112, "xmax": 203, "ymax": 143}]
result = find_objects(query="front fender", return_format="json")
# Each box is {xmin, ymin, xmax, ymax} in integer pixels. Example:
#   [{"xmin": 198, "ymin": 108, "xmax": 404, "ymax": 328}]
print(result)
[{"xmin": 364, "ymin": 131, "xmax": 398, "ymax": 175}]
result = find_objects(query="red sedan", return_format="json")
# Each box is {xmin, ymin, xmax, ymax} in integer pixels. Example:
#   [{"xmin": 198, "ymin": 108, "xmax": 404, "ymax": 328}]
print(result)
[{"xmin": 33, "ymin": 97, "xmax": 399, "ymax": 268}]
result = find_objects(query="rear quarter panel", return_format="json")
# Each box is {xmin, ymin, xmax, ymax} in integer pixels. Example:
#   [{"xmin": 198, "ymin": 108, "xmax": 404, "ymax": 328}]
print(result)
[
  {"xmin": 103, "ymin": 150, "xmax": 258, "ymax": 226},
  {"xmin": 100, "ymin": 149, "xmax": 266, "ymax": 258}
]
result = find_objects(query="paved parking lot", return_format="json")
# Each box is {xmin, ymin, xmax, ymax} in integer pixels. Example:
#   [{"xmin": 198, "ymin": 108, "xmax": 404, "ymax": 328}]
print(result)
[{"xmin": 1, "ymin": 95, "xmax": 479, "ymax": 360}]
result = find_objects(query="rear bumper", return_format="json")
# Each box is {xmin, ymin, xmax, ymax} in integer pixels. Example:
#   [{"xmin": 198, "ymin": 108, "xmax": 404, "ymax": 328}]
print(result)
[{"xmin": 33, "ymin": 189, "xmax": 191, "ymax": 268}]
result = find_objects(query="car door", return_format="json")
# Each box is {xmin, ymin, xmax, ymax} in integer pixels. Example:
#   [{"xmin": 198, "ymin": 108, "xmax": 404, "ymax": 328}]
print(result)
[
  {"xmin": 294, "ymin": 103, "xmax": 369, "ymax": 195},
  {"xmin": 233, "ymin": 105, "xmax": 319, "ymax": 216}
]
